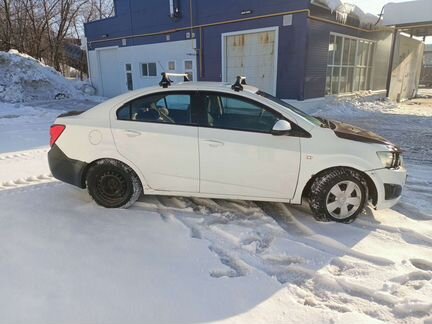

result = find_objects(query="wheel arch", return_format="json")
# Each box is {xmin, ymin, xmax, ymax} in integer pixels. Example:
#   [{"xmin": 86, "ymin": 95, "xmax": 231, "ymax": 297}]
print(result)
[{"xmin": 301, "ymin": 166, "xmax": 378, "ymax": 206}]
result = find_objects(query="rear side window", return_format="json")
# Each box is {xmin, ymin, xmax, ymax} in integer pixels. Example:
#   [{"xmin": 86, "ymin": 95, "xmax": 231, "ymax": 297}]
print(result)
[
  {"xmin": 117, "ymin": 105, "xmax": 131, "ymax": 120},
  {"xmin": 116, "ymin": 93, "xmax": 192, "ymax": 125}
]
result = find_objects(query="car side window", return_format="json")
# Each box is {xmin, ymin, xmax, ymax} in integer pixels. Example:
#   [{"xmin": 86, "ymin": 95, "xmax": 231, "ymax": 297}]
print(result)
[
  {"xmin": 117, "ymin": 93, "xmax": 192, "ymax": 125},
  {"xmin": 197, "ymin": 92, "xmax": 281, "ymax": 133}
]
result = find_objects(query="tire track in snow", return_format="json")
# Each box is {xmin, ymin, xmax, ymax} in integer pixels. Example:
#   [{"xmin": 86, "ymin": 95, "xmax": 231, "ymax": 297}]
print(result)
[
  {"xmin": 136, "ymin": 197, "xmax": 315, "ymax": 283},
  {"xmin": 0, "ymin": 174, "xmax": 55, "ymax": 191},
  {"xmin": 394, "ymin": 202, "xmax": 432, "ymax": 221},
  {"xmin": 352, "ymin": 218, "xmax": 432, "ymax": 248},
  {"xmin": 135, "ymin": 195, "xmax": 432, "ymax": 322},
  {"xmin": 0, "ymin": 149, "xmax": 52, "ymax": 192},
  {"xmin": 263, "ymin": 205, "xmax": 432, "ymax": 321},
  {"xmin": 0, "ymin": 148, "xmax": 48, "ymax": 162},
  {"xmin": 288, "ymin": 210, "xmax": 432, "ymax": 320},
  {"xmin": 259, "ymin": 202, "xmax": 394, "ymax": 266},
  {"xmin": 136, "ymin": 196, "xmax": 396, "ymax": 285}
]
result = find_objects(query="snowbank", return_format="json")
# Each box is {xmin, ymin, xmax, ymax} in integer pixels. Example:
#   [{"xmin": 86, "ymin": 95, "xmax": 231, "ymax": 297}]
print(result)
[
  {"xmin": 314, "ymin": 0, "xmax": 381, "ymax": 27},
  {"xmin": 0, "ymin": 50, "xmax": 94, "ymax": 103},
  {"xmin": 288, "ymin": 93, "xmax": 432, "ymax": 118},
  {"xmin": 287, "ymin": 94, "xmax": 398, "ymax": 117}
]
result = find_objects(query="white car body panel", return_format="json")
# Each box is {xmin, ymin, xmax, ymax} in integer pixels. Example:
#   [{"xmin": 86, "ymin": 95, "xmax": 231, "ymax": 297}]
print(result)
[
  {"xmin": 199, "ymin": 127, "xmax": 300, "ymax": 199},
  {"xmin": 50, "ymin": 81, "xmax": 407, "ymax": 210},
  {"xmin": 111, "ymin": 121, "xmax": 199, "ymax": 193},
  {"xmin": 366, "ymin": 167, "xmax": 407, "ymax": 210}
]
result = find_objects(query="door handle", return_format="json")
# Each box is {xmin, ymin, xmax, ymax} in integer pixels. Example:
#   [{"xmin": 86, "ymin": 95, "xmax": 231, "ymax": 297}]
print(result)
[
  {"xmin": 202, "ymin": 139, "xmax": 224, "ymax": 147},
  {"xmin": 124, "ymin": 130, "xmax": 141, "ymax": 137}
]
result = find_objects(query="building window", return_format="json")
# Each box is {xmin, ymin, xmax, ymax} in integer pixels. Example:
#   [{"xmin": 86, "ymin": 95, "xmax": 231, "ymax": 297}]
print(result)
[
  {"xmin": 125, "ymin": 64, "xmax": 133, "ymax": 91},
  {"xmin": 141, "ymin": 63, "xmax": 157, "ymax": 77},
  {"xmin": 184, "ymin": 60, "xmax": 193, "ymax": 81},
  {"xmin": 168, "ymin": 61, "xmax": 176, "ymax": 71},
  {"xmin": 326, "ymin": 34, "xmax": 375, "ymax": 95},
  {"xmin": 185, "ymin": 60, "xmax": 193, "ymax": 70}
]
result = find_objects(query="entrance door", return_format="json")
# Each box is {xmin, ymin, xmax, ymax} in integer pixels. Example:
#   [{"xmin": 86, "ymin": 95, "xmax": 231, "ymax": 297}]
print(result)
[
  {"xmin": 98, "ymin": 48, "xmax": 121, "ymax": 97},
  {"xmin": 224, "ymin": 29, "xmax": 278, "ymax": 95}
]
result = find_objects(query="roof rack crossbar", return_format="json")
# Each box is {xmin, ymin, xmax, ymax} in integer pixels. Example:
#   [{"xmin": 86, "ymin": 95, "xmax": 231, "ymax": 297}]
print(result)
[
  {"xmin": 231, "ymin": 76, "xmax": 247, "ymax": 92},
  {"xmin": 159, "ymin": 72, "xmax": 190, "ymax": 88}
]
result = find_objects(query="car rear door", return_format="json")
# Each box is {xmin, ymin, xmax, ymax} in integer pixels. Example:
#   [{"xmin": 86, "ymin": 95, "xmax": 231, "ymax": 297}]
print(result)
[
  {"xmin": 111, "ymin": 91, "xmax": 199, "ymax": 193},
  {"xmin": 194, "ymin": 91, "xmax": 301, "ymax": 199}
]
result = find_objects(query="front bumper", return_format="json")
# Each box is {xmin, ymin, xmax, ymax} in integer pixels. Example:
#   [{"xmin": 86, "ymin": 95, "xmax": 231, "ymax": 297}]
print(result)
[
  {"xmin": 48, "ymin": 144, "xmax": 88, "ymax": 189},
  {"xmin": 365, "ymin": 167, "xmax": 407, "ymax": 210}
]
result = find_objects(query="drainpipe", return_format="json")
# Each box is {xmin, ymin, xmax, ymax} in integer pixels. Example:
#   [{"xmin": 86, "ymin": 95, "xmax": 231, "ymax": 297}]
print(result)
[
  {"xmin": 386, "ymin": 28, "xmax": 398, "ymax": 98},
  {"xmin": 189, "ymin": 0, "xmax": 194, "ymax": 38}
]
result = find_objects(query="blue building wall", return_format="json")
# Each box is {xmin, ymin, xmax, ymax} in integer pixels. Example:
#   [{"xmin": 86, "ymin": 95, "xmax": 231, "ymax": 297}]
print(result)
[
  {"xmin": 85, "ymin": 0, "xmax": 311, "ymax": 99},
  {"xmin": 197, "ymin": 13, "xmax": 309, "ymax": 99},
  {"xmin": 85, "ymin": 0, "xmax": 384, "ymax": 100},
  {"xmin": 85, "ymin": 0, "xmax": 309, "ymax": 41},
  {"xmin": 304, "ymin": 11, "xmax": 369, "ymax": 99}
]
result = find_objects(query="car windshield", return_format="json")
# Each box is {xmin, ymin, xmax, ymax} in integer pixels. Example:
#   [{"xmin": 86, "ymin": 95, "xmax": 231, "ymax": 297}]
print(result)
[{"xmin": 256, "ymin": 91, "xmax": 323, "ymax": 127}]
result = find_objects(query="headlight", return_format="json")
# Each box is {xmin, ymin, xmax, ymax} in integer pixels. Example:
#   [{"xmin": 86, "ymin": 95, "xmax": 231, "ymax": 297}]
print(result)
[{"xmin": 377, "ymin": 151, "xmax": 402, "ymax": 169}]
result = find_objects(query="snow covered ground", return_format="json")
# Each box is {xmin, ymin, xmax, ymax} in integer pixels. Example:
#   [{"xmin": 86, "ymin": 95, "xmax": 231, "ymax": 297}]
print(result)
[{"xmin": 0, "ymin": 91, "xmax": 431, "ymax": 323}]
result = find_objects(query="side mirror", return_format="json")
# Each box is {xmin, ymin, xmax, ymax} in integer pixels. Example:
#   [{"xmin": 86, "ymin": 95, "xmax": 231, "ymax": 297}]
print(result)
[{"xmin": 271, "ymin": 120, "xmax": 292, "ymax": 136}]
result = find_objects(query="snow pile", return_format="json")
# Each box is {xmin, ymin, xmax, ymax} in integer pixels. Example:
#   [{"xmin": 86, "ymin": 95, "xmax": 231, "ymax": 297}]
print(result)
[
  {"xmin": 288, "ymin": 95, "xmax": 398, "ymax": 118},
  {"xmin": 336, "ymin": 3, "xmax": 380, "ymax": 27},
  {"xmin": 316, "ymin": 96, "xmax": 399, "ymax": 116},
  {"xmin": 318, "ymin": 0, "xmax": 342, "ymax": 12},
  {"xmin": 314, "ymin": 0, "xmax": 380, "ymax": 27},
  {"xmin": 290, "ymin": 93, "xmax": 432, "ymax": 119},
  {"xmin": 0, "ymin": 50, "xmax": 94, "ymax": 103}
]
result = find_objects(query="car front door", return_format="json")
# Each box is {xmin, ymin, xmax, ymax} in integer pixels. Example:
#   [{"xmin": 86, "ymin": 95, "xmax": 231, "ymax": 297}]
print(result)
[
  {"xmin": 195, "ymin": 92, "xmax": 301, "ymax": 199},
  {"xmin": 111, "ymin": 91, "xmax": 199, "ymax": 192}
]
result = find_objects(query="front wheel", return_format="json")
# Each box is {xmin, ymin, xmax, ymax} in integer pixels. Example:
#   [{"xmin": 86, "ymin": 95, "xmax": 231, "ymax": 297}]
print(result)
[
  {"xmin": 309, "ymin": 168, "xmax": 367, "ymax": 223},
  {"xmin": 86, "ymin": 159, "xmax": 142, "ymax": 208}
]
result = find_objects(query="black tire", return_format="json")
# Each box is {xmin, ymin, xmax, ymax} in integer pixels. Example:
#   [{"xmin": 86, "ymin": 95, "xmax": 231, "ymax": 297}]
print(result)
[
  {"xmin": 309, "ymin": 168, "xmax": 367, "ymax": 223},
  {"xmin": 86, "ymin": 159, "xmax": 142, "ymax": 208}
]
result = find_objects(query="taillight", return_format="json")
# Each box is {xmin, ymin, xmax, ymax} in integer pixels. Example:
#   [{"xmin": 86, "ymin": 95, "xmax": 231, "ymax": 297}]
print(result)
[{"xmin": 50, "ymin": 125, "xmax": 65, "ymax": 147}]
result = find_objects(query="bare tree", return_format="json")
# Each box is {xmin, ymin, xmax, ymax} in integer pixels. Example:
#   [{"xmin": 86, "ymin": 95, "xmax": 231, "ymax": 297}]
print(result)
[{"xmin": 0, "ymin": 0, "xmax": 114, "ymax": 73}]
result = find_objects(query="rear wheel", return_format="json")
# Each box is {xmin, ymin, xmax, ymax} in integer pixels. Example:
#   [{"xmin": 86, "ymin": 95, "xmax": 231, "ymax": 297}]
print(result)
[
  {"xmin": 309, "ymin": 168, "xmax": 367, "ymax": 223},
  {"xmin": 86, "ymin": 159, "xmax": 142, "ymax": 208}
]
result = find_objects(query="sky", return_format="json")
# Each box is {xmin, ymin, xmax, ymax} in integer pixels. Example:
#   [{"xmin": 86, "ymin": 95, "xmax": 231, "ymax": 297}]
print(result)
[
  {"xmin": 352, "ymin": 0, "xmax": 408, "ymax": 15},
  {"xmin": 352, "ymin": 0, "xmax": 431, "ymax": 43}
]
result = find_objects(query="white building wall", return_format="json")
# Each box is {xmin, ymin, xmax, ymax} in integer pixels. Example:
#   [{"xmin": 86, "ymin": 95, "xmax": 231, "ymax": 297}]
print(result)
[
  {"xmin": 389, "ymin": 35, "xmax": 425, "ymax": 101},
  {"xmin": 88, "ymin": 40, "xmax": 197, "ymax": 97},
  {"xmin": 369, "ymin": 31, "xmax": 393, "ymax": 91}
]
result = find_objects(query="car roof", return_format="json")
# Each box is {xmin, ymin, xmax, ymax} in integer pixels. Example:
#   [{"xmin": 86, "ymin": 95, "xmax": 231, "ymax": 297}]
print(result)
[
  {"xmin": 76, "ymin": 80, "xmax": 315, "ymax": 132},
  {"xmin": 84, "ymin": 81, "xmax": 260, "ymax": 115},
  {"xmin": 161, "ymin": 81, "xmax": 260, "ymax": 94}
]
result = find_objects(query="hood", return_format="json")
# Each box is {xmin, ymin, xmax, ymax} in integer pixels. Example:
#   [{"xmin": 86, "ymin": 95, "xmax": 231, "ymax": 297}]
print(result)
[{"xmin": 330, "ymin": 120, "xmax": 401, "ymax": 151}]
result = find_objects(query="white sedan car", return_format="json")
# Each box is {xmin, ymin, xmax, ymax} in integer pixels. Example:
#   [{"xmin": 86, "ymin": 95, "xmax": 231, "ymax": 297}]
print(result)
[{"xmin": 48, "ymin": 75, "xmax": 407, "ymax": 223}]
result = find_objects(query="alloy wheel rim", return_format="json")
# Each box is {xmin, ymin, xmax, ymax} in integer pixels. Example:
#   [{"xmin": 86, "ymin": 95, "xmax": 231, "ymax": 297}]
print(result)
[{"xmin": 325, "ymin": 180, "xmax": 362, "ymax": 219}]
